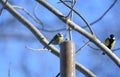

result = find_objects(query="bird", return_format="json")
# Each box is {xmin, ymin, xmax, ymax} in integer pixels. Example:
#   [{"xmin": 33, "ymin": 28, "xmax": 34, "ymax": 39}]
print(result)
[
  {"xmin": 102, "ymin": 34, "xmax": 116, "ymax": 55},
  {"xmin": 43, "ymin": 32, "xmax": 64, "ymax": 49}
]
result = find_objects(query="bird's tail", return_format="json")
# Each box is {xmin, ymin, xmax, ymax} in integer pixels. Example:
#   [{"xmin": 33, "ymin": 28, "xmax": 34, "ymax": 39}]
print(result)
[{"xmin": 43, "ymin": 42, "xmax": 51, "ymax": 49}]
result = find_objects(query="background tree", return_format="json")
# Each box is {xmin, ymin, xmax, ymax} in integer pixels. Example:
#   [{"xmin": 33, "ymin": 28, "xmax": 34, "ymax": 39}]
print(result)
[{"xmin": 0, "ymin": 0, "xmax": 120, "ymax": 77}]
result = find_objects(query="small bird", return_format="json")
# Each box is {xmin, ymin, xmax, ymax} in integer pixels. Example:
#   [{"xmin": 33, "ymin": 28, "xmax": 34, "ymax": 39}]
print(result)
[
  {"xmin": 102, "ymin": 34, "xmax": 116, "ymax": 55},
  {"xmin": 43, "ymin": 32, "xmax": 64, "ymax": 49}
]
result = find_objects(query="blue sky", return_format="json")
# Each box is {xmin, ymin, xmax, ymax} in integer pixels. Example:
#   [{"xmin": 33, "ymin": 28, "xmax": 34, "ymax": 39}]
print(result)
[{"xmin": 0, "ymin": 0, "xmax": 120, "ymax": 77}]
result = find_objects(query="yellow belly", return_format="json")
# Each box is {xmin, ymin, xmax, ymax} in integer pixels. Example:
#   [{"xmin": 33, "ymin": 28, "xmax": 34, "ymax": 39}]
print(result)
[
  {"xmin": 111, "ymin": 41, "xmax": 116, "ymax": 49},
  {"xmin": 52, "ymin": 36, "xmax": 63, "ymax": 44},
  {"xmin": 104, "ymin": 38, "xmax": 116, "ymax": 49}
]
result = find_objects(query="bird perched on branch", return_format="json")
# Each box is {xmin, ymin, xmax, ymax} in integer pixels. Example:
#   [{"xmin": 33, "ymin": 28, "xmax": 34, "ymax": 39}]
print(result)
[
  {"xmin": 43, "ymin": 32, "xmax": 64, "ymax": 49},
  {"xmin": 102, "ymin": 34, "xmax": 116, "ymax": 55}
]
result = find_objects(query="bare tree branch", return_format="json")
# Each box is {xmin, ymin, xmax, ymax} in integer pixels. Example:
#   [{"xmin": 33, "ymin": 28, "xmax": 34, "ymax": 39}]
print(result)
[
  {"xmin": 67, "ymin": 0, "xmax": 75, "ymax": 40},
  {"xmin": 0, "ymin": 0, "xmax": 7, "ymax": 15},
  {"xmin": 88, "ymin": 45, "xmax": 120, "ymax": 53},
  {"xmin": 33, "ymin": 2, "xmax": 44, "ymax": 26},
  {"xmin": 82, "ymin": 0, "xmax": 118, "ymax": 28},
  {"xmin": 36, "ymin": 0, "xmax": 120, "ymax": 68},
  {"xmin": 13, "ymin": 5, "xmax": 43, "ymax": 26},
  {"xmin": 0, "ymin": 0, "xmax": 96, "ymax": 76},
  {"xmin": 36, "ymin": 0, "xmax": 118, "ymax": 32},
  {"xmin": 65, "ymin": 0, "xmax": 76, "ymax": 18},
  {"xmin": 60, "ymin": 0, "xmax": 94, "ymax": 35},
  {"xmin": 76, "ymin": 41, "xmax": 91, "ymax": 54}
]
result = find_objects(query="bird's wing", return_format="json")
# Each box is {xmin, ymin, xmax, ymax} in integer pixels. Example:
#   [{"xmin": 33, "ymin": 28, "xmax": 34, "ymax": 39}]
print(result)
[
  {"xmin": 50, "ymin": 34, "xmax": 60, "ymax": 44},
  {"xmin": 104, "ymin": 38, "xmax": 110, "ymax": 46},
  {"xmin": 111, "ymin": 40, "xmax": 116, "ymax": 49},
  {"xmin": 50, "ymin": 35, "xmax": 58, "ymax": 44},
  {"xmin": 43, "ymin": 35, "xmax": 58, "ymax": 49}
]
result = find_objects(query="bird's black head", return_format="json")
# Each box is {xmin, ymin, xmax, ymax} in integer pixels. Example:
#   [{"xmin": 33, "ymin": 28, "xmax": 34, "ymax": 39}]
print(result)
[
  {"xmin": 57, "ymin": 32, "xmax": 63, "ymax": 37},
  {"xmin": 110, "ymin": 34, "xmax": 115, "ymax": 39}
]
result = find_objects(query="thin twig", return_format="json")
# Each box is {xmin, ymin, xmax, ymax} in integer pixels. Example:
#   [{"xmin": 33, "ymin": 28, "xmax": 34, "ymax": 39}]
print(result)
[
  {"xmin": 67, "ymin": 0, "xmax": 76, "ymax": 40},
  {"xmin": 60, "ymin": 0, "xmax": 94, "ymax": 35},
  {"xmin": 82, "ymin": 0, "xmax": 118, "ymax": 28},
  {"xmin": 76, "ymin": 41, "xmax": 91, "ymax": 54},
  {"xmin": 58, "ymin": 0, "xmax": 76, "ymax": 40},
  {"xmin": 66, "ymin": 0, "xmax": 76, "ymax": 17},
  {"xmin": 112, "ymin": 48, "xmax": 120, "ymax": 52},
  {"xmin": 25, "ymin": 45, "xmax": 48, "ymax": 51},
  {"xmin": 33, "ymin": 2, "xmax": 44, "ymax": 26},
  {"xmin": 0, "ymin": 0, "xmax": 8, "ymax": 15},
  {"xmin": 8, "ymin": 62, "xmax": 11, "ymax": 77},
  {"xmin": 57, "ymin": 0, "xmax": 72, "ymax": 4},
  {"xmin": 88, "ymin": 44, "xmax": 101, "ymax": 51},
  {"xmin": 13, "ymin": 6, "xmax": 43, "ymax": 26},
  {"xmin": 39, "ymin": 27, "xmax": 66, "ymax": 32}
]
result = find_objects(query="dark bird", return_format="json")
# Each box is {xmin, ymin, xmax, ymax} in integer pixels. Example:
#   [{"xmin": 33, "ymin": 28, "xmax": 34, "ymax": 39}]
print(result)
[
  {"xmin": 102, "ymin": 34, "xmax": 116, "ymax": 55},
  {"xmin": 43, "ymin": 32, "xmax": 64, "ymax": 49}
]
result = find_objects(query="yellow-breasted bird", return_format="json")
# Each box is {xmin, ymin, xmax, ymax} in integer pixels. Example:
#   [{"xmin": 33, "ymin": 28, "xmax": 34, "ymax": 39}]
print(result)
[
  {"xmin": 102, "ymin": 34, "xmax": 116, "ymax": 55},
  {"xmin": 43, "ymin": 32, "xmax": 64, "ymax": 49}
]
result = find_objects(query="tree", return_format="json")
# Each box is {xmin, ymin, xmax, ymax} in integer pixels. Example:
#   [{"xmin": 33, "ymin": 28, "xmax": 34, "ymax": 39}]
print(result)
[{"xmin": 0, "ymin": 0, "xmax": 120, "ymax": 77}]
